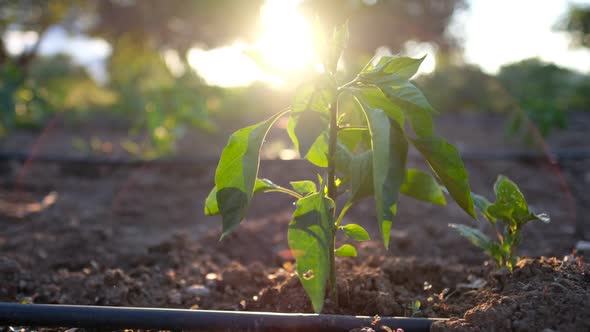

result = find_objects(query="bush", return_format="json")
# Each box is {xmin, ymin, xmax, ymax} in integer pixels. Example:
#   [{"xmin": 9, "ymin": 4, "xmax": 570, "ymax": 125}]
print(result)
[{"xmin": 415, "ymin": 64, "xmax": 510, "ymax": 114}]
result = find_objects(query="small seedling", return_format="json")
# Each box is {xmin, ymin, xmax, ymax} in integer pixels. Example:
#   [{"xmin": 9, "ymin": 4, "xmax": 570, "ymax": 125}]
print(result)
[
  {"xmin": 406, "ymin": 300, "xmax": 422, "ymax": 317},
  {"xmin": 450, "ymin": 175, "xmax": 550, "ymax": 271},
  {"xmin": 205, "ymin": 23, "xmax": 477, "ymax": 313}
]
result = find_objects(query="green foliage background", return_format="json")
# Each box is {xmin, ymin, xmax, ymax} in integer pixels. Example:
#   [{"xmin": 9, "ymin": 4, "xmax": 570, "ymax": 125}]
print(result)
[{"xmin": 0, "ymin": 0, "xmax": 589, "ymax": 155}]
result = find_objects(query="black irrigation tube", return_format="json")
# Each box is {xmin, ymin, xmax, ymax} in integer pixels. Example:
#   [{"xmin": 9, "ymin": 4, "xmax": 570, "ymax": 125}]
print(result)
[
  {"xmin": 0, "ymin": 303, "xmax": 445, "ymax": 332},
  {"xmin": 0, "ymin": 149, "xmax": 589, "ymax": 167}
]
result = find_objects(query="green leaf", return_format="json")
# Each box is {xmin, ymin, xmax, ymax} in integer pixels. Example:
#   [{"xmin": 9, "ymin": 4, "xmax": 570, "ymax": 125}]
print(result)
[
  {"xmin": 490, "ymin": 175, "xmax": 528, "ymax": 220},
  {"xmin": 335, "ymin": 141, "xmax": 373, "ymax": 203},
  {"xmin": 288, "ymin": 110, "xmax": 328, "ymax": 158},
  {"xmin": 487, "ymin": 175, "xmax": 549, "ymax": 227},
  {"xmin": 204, "ymin": 186, "xmax": 219, "ymax": 215},
  {"xmin": 359, "ymin": 55, "xmax": 389, "ymax": 75},
  {"xmin": 316, "ymin": 174, "xmax": 323, "ymax": 187},
  {"xmin": 449, "ymin": 224, "xmax": 495, "ymax": 253},
  {"xmin": 410, "ymin": 136, "xmax": 476, "ymax": 219},
  {"xmin": 400, "ymin": 169, "xmax": 446, "ymax": 205},
  {"xmin": 255, "ymin": 178, "xmax": 305, "ymax": 198},
  {"xmin": 359, "ymin": 55, "xmax": 425, "ymax": 81},
  {"xmin": 383, "ymin": 56, "xmax": 425, "ymax": 79},
  {"xmin": 334, "ymin": 141, "xmax": 353, "ymax": 173},
  {"xmin": 353, "ymin": 87, "xmax": 404, "ymax": 127},
  {"xmin": 291, "ymin": 80, "xmax": 331, "ymax": 114},
  {"xmin": 314, "ymin": 20, "xmax": 348, "ymax": 74},
  {"xmin": 340, "ymin": 224, "xmax": 370, "ymax": 241},
  {"xmin": 335, "ymin": 244, "xmax": 357, "ymax": 257},
  {"xmin": 333, "ymin": 21, "xmax": 349, "ymax": 54},
  {"xmin": 449, "ymin": 223, "xmax": 505, "ymax": 267},
  {"xmin": 288, "ymin": 193, "xmax": 334, "ymax": 313},
  {"xmin": 489, "ymin": 245, "xmax": 505, "ymax": 268},
  {"xmin": 365, "ymin": 109, "xmax": 408, "ymax": 249},
  {"xmin": 358, "ymin": 55, "xmax": 426, "ymax": 83},
  {"xmin": 324, "ymin": 21, "xmax": 349, "ymax": 73},
  {"xmin": 378, "ymin": 81, "xmax": 434, "ymax": 137},
  {"xmin": 254, "ymin": 178, "xmax": 282, "ymax": 193},
  {"xmin": 206, "ymin": 178, "xmax": 295, "ymax": 216},
  {"xmin": 382, "ymin": 55, "xmax": 426, "ymax": 80},
  {"xmin": 409, "ymin": 300, "xmax": 422, "ymax": 315},
  {"xmin": 214, "ymin": 110, "xmax": 289, "ymax": 240},
  {"xmin": 304, "ymin": 132, "xmax": 329, "ymax": 167},
  {"xmin": 290, "ymin": 180, "xmax": 317, "ymax": 195},
  {"xmin": 504, "ymin": 230, "xmax": 522, "ymax": 249},
  {"xmin": 287, "ymin": 77, "xmax": 334, "ymax": 158},
  {"xmin": 338, "ymin": 127, "xmax": 370, "ymax": 152},
  {"xmin": 348, "ymin": 150, "xmax": 374, "ymax": 202},
  {"xmin": 472, "ymin": 192, "xmax": 492, "ymax": 213},
  {"xmin": 471, "ymin": 192, "xmax": 496, "ymax": 223},
  {"xmin": 355, "ymin": 55, "xmax": 434, "ymax": 138}
]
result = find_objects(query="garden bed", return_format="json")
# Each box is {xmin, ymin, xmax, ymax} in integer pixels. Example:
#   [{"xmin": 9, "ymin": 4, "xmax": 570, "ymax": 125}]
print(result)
[
  {"xmin": 1, "ymin": 109, "xmax": 590, "ymax": 331},
  {"xmin": 1, "ymin": 155, "xmax": 588, "ymax": 331}
]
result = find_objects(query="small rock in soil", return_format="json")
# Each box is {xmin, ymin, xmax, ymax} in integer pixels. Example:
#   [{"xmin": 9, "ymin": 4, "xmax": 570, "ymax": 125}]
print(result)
[
  {"xmin": 221, "ymin": 262, "xmax": 249, "ymax": 287},
  {"xmin": 186, "ymin": 284, "xmax": 210, "ymax": 297},
  {"xmin": 205, "ymin": 276, "xmax": 219, "ymax": 288},
  {"xmin": 103, "ymin": 268, "xmax": 129, "ymax": 286},
  {"xmin": 167, "ymin": 289, "xmax": 182, "ymax": 305}
]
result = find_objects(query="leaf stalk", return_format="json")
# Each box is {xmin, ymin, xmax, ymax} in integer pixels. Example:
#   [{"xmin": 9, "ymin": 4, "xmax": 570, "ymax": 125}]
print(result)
[{"xmin": 326, "ymin": 93, "xmax": 339, "ymax": 304}]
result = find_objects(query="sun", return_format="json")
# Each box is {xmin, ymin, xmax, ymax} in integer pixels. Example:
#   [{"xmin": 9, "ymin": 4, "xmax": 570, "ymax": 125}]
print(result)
[
  {"xmin": 254, "ymin": 0, "xmax": 318, "ymax": 74},
  {"xmin": 187, "ymin": 0, "xmax": 318, "ymax": 87}
]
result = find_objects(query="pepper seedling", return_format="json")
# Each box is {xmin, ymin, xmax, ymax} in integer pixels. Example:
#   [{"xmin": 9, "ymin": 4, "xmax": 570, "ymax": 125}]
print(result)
[
  {"xmin": 450, "ymin": 175, "xmax": 550, "ymax": 271},
  {"xmin": 205, "ymin": 23, "xmax": 476, "ymax": 313}
]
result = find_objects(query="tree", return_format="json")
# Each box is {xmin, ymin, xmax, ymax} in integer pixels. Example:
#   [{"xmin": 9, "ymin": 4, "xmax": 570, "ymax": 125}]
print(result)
[
  {"xmin": 556, "ymin": 4, "xmax": 590, "ymax": 49},
  {"xmin": 0, "ymin": 0, "xmax": 264, "ymax": 70},
  {"xmin": 90, "ymin": 0, "xmax": 263, "ymax": 55},
  {"xmin": 0, "ymin": 0, "xmax": 258, "ymax": 147},
  {"xmin": 498, "ymin": 58, "xmax": 580, "ymax": 136},
  {"xmin": 0, "ymin": 0, "xmax": 82, "ymax": 69},
  {"xmin": 302, "ymin": 0, "xmax": 467, "ymax": 62},
  {"xmin": 415, "ymin": 64, "xmax": 510, "ymax": 114}
]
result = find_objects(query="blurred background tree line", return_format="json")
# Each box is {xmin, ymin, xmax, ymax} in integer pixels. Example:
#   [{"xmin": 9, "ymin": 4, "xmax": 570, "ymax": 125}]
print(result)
[{"xmin": 1, "ymin": 0, "xmax": 589, "ymax": 157}]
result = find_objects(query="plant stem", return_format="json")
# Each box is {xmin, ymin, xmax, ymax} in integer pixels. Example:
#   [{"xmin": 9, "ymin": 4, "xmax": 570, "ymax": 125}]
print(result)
[
  {"xmin": 334, "ymin": 201, "xmax": 353, "ymax": 229},
  {"xmin": 338, "ymin": 126, "xmax": 368, "ymax": 131},
  {"xmin": 327, "ymin": 96, "xmax": 339, "ymax": 305},
  {"xmin": 264, "ymin": 189, "xmax": 303, "ymax": 199},
  {"xmin": 327, "ymin": 102, "xmax": 338, "ymax": 207}
]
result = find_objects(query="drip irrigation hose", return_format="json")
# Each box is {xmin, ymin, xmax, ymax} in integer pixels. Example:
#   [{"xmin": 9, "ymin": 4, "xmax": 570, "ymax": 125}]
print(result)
[{"xmin": 0, "ymin": 303, "xmax": 445, "ymax": 332}]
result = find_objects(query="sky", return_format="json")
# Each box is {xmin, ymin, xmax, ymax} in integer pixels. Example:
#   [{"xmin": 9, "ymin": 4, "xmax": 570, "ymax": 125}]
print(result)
[
  {"xmin": 4, "ymin": 0, "xmax": 589, "ymax": 87},
  {"xmin": 458, "ymin": 0, "xmax": 590, "ymax": 74},
  {"xmin": 4, "ymin": 25, "xmax": 111, "ymax": 83},
  {"xmin": 187, "ymin": 0, "xmax": 590, "ymax": 86}
]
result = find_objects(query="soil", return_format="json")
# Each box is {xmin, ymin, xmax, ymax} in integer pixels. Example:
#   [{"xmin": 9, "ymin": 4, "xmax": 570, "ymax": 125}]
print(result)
[{"xmin": 1, "ymin": 112, "xmax": 590, "ymax": 331}]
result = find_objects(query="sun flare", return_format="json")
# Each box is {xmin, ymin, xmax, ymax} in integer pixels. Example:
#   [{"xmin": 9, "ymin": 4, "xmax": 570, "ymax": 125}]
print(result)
[
  {"xmin": 187, "ymin": 0, "xmax": 318, "ymax": 87},
  {"xmin": 255, "ymin": 0, "xmax": 318, "ymax": 73}
]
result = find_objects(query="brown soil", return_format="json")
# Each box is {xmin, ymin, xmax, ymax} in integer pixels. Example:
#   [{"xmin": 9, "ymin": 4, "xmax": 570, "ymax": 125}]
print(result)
[{"xmin": 1, "ymin": 113, "xmax": 590, "ymax": 331}]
